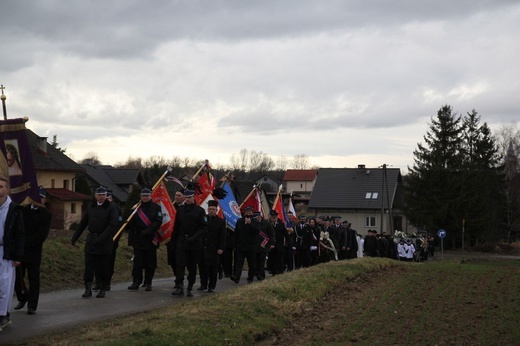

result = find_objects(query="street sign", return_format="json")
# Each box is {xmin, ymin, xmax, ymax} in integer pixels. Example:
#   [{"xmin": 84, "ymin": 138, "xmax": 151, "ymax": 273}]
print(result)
[{"xmin": 437, "ymin": 229, "xmax": 446, "ymax": 238}]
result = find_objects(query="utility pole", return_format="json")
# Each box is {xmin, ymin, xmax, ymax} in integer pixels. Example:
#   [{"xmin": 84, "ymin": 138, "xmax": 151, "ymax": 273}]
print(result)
[
  {"xmin": 1, "ymin": 84, "xmax": 7, "ymax": 120},
  {"xmin": 380, "ymin": 164, "xmax": 386, "ymax": 234}
]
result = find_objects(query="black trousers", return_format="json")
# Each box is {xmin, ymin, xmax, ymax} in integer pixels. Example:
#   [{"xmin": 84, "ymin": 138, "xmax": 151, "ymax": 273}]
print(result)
[
  {"xmin": 15, "ymin": 262, "xmax": 41, "ymax": 310},
  {"xmin": 84, "ymin": 253, "xmax": 111, "ymax": 286},
  {"xmin": 132, "ymin": 248, "xmax": 157, "ymax": 285},
  {"xmin": 233, "ymin": 250, "xmax": 256, "ymax": 282},
  {"xmin": 285, "ymin": 247, "xmax": 294, "ymax": 271},
  {"xmin": 175, "ymin": 248, "xmax": 199, "ymax": 289},
  {"xmin": 221, "ymin": 248, "xmax": 233, "ymax": 277},
  {"xmin": 198, "ymin": 256, "xmax": 218, "ymax": 289},
  {"xmin": 270, "ymin": 249, "xmax": 285, "ymax": 275},
  {"xmin": 255, "ymin": 252, "xmax": 267, "ymax": 279}
]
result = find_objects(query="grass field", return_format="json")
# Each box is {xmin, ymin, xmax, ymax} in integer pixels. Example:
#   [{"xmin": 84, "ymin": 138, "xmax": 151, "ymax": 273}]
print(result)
[{"xmin": 22, "ymin": 255, "xmax": 520, "ymax": 345}]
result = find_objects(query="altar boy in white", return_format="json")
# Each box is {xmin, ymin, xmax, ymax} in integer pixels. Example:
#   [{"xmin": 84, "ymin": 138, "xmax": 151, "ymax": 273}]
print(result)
[{"xmin": 0, "ymin": 176, "xmax": 25, "ymax": 331}]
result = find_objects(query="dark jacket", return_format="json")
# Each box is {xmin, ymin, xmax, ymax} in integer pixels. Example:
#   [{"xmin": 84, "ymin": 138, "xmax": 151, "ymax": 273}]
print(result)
[
  {"xmin": 71, "ymin": 199, "xmax": 119, "ymax": 255},
  {"xmin": 234, "ymin": 217, "xmax": 260, "ymax": 252},
  {"xmin": 271, "ymin": 218, "xmax": 291, "ymax": 253},
  {"xmin": 171, "ymin": 203, "xmax": 207, "ymax": 251},
  {"xmin": 21, "ymin": 204, "xmax": 51, "ymax": 263},
  {"xmin": 201, "ymin": 214, "xmax": 226, "ymax": 265},
  {"xmin": 2, "ymin": 201, "xmax": 25, "ymax": 262},
  {"xmin": 127, "ymin": 200, "xmax": 163, "ymax": 250},
  {"xmin": 256, "ymin": 219, "xmax": 275, "ymax": 253}
]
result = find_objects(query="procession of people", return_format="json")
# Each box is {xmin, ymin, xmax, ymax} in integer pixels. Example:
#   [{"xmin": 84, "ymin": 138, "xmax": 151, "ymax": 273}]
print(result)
[{"xmin": 0, "ymin": 174, "xmax": 432, "ymax": 333}]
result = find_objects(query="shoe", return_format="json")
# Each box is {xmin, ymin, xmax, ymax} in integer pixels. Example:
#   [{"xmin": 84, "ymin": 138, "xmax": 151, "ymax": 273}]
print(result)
[
  {"xmin": 14, "ymin": 301, "xmax": 26, "ymax": 310},
  {"xmin": 186, "ymin": 289, "xmax": 193, "ymax": 297},
  {"xmin": 96, "ymin": 289, "xmax": 106, "ymax": 298},
  {"xmin": 197, "ymin": 286, "xmax": 207, "ymax": 291},
  {"xmin": 82, "ymin": 283, "xmax": 92, "ymax": 298},
  {"xmin": 207, "ymin": 288, "xmax": 215, "ymax": 293},
  {"xmin": 230, "ymin": 275, "xmax": 239, "ymax": 284},
  {"xmin": 0, "ymin": 316, "xmax": 11, "ymax": 330},
  {"xmin": 247, "ymin": 279, "xmax": 254, "ymax": 284},
  {"xmin": 27, "ymin": 308, "xmax": 36, "ymax": 315},
  {"xmin": 145, "ymin": 284, "xmax": 152, "ymax": 292},
  {"xmin": 172, "ymin": 287, "xmax": 184, "ymax": 296},
  {"xmin": 127, "ymin": 282, "xmax": 139, "ymax": 290},
  {"xmin": 92, "ymin": 284, "xmax": 101, "ymax": 291}
]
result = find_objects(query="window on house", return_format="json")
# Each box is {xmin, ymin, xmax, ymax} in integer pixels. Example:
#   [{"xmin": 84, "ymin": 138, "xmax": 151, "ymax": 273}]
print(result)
[
  {"xmin": 365, "ymin": 216, "xmax": 376, "ymax": 227},
  {"xmin": 63, "ymin": 180, "xmax": 69, "ymax": 189},
  {"xmin": 300, "ymin": 183, "xmax": 303, "ymax": 188},
  {"xmin": 372, "ymin": 192, "xmax": 378, "ymax": 199},
  {"xmin": 365, "ymin": 192, "xmax": 379, "ymax": 199},
  {"xmin": 71, "ymin": 203, "xmax": 77, "ymax": 214},
  {"xmin": 51, "ymin": 179, "xmax": 55, "ymax": 188}
]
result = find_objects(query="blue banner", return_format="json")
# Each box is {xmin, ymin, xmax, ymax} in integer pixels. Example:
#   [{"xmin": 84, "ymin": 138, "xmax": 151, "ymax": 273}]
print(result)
[
  {"xmin": 0, "ymin": 118, "xmax": 40, "ymax": 203},
  {"xmin": 219, "ymin": 181, "xmax": 241, "ymax": 231}
]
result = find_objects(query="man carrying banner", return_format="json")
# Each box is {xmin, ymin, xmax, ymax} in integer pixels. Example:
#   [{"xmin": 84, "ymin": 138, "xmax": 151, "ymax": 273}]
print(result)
[
  {"xmin": 197, "ymin": 200, "xmax": 226, "ymax": 292},
  {"xmin": 267, "ymin": 209, "xmax": 291, "ymax": 275},
  {"xmin": 254, "ymin": 211, "xmax": 274, "ymax": 281},
  {"xmin": 171, "ymin": 189, "xmax": 207, "ymax": 297},
  {"xmin": 71, "ymin": 187, "xmax": 119, "ymax": 299},
  {"xmin": 127, "ymin": 188, "xmax": 163, "ymax": 291},
  {"xmin": 0, "ymin": 176, "xmax": 24, "ymax": 331},
  {"xmin": 167, "ymin": 189, "xmax": 185, "ymax": 286}
]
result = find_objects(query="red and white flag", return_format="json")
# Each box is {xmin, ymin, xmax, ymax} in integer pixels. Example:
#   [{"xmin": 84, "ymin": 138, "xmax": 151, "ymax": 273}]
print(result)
[{"xmin": 151, "ymin": 181, "xmax": 176, "ymax": 245}]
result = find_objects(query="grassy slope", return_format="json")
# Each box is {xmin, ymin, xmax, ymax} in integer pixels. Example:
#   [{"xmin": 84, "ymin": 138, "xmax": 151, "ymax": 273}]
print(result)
[{"xmin": 33, "ymin": 237, "xmax": 520, "ymax": 345}]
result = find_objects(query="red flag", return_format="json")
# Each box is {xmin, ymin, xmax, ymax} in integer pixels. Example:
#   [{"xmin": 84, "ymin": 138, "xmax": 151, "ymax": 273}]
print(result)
[
  {"xmin": 240, "ymin": 186, "xmax": 262, "ymax": 215},
  {"xmin": 194, "ymin": 170, "xmax": 216, "ymax": 206},
  {"xmin": 151, "ymin": 181, "xmax": 176, "ymax": 245},
  {"xmin": 288, "ymin": 197, "xmax": 298, "ymax": 222},
  {"xmin": 272, "ymin": 185, "xmax": 291, "ymax": 228}
]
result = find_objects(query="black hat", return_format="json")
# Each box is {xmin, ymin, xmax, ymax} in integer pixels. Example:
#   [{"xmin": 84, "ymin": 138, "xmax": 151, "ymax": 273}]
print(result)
[
  {"xmin": 141, "ymin": 188, "xmax": 152, "ymax": 196},
  {"xmin": 243, "ymin": 206, "xmax": 254, "ymax": 212},
  {"xmin": 95, "ymin": 186, "xmax": 107, "ymax": 194},
  {"xmin": 38, "ymin": 186, "xmax": 48, "ymax": 199},
  {"xmin": 208, "ymin": 200, "xmax": 219, "ymax": 207},
  {"xmin": 183, "ymin": 189, "xmax": 195, "ymax": 197},
  {"xmin": 253, "ymin": 211, "xmax": 262, "ymax": 217},
  {"xmin": 299, "ymin": 214, "xmax": 307, "ymax": 221},
  {"xmin": 106, "ymin": 189, "xmax": 113, "ymax": 197},
  {"xmin": 269, "ymin": 209, "xmax": 278, "ymax": 216}
]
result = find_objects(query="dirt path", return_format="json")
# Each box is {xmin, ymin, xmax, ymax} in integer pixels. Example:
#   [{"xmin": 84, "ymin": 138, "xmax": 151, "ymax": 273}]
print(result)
[{"xmin": 259, "ymin": 266, "xmax": 405, "ymax": 345}]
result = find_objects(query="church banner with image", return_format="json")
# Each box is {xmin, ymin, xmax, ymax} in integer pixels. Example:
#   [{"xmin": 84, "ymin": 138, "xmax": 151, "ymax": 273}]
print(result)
[{"xmin": 0, "ymin": 118, "xmax": 40, "ymax": 203}]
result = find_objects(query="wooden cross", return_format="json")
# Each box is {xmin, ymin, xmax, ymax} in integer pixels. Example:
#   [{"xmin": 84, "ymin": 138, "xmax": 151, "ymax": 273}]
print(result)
[{"xmin": 0, "ymin": 84, "xmax": 5, "ymax": 96}]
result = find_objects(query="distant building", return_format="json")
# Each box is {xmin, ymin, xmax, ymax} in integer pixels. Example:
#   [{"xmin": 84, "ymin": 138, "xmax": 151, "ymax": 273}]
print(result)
[
  {"xmin": 308, "ymin": 165, "xmax": 411, "ymax": 235},
  {"xmin": 27, "ymin": 130, "xmax": 90, "ymax": 229},
  {"xmin": 79, "ymin": 164, "xmax": 145, "ymax": 204}
]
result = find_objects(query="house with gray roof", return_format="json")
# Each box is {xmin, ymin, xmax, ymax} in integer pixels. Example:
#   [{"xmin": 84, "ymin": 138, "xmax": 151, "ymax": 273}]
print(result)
[
  {"xmin": 27, "ymin": 129, "xmax": 90, "ymax": 229},
  {"xmin": 308, "ymin": 165, "xmax": 410, "ymax": 235},
  {"xmin": 79, "ymin": 164, "xmax": 145, "ymax": 204}
]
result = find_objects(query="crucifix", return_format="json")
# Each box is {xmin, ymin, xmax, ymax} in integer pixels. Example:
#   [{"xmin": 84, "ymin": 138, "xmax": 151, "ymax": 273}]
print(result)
[{"xmin": 1, "ymin": 84, "xmax": 7, "ymax": 120}]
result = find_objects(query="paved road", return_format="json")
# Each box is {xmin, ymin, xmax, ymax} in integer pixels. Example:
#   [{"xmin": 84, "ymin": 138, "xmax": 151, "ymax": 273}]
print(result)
[{"xmin": 1, "ymin": 275, "xmax": 244, "ymax": 344}]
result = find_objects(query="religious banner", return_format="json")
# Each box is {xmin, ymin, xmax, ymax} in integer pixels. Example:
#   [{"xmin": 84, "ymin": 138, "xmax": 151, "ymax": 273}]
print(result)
[
  {"xmin": 151, "ymin": 181, "xmax": 176, "ymax": 245},
  {"xmin": 0, "ymin": 118, "xmax": 40, "ymax": 203}
]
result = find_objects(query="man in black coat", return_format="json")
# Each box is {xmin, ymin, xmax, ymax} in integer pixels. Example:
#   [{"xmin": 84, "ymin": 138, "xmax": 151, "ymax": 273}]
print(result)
[
  {"xmin": 71, "ymin": 187, "xmax": 119, "ymax": 298},
  {"xmin": 267, "ymin": 210, "xmax": 290, "ymax": 275},
  {"xmin": 197, "ymin": 200, "xmax": 226, "ymax": 292},
  {"xmin": 0, "ymin": 176, "xmax": 25, "ymax": 330},
  {"xmin": 127, "ymin": 188, "xmax": 163, "ymax": 291},
  {"xmin": 231, "ymin": 206, "xmax": 259, "ymax": 284},
  {"xmin": 167, "ymin": 189, "xmax": 185, "ymax": 286},
  {"xmin": 14, "ymin": 187, "xmax": 51, "ymax": 315},
  {"xmin": 171, "ymin": 189, "xmax": 207, "ymax": 297},
  {"xmin": 363, "ymin": 229, "xmax": 379, "ymax": 257},
  {"xmin": 344, "ymin": 222, "xmax": 359, "ymax": 259},
  {"xmin": 254, "ymin": 211, "xmax": 275, "ymax": 281}
]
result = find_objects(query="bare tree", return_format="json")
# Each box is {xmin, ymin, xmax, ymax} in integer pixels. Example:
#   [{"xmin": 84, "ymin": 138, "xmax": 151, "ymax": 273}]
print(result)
[
  {"xmin": 276, "ymin": 155, "xmax": 289, "ymax": 171},
  {"xmin": 115, "ymin": 156, "xmax": 143, "ymax": 169},
  {"xmin": 249, "ymin": 150, "xmax": 274, "ymax": 173},
  {"xmin": 81, "ymin": 151, "xmax": 101, "ymax": 165},
  {"xmin": 292, "ymin": 154, "xmax": 309, "ymax": 169},
  {"xmin": 494, "ymin": 123, "xmax": 520, "ymax": 162}
]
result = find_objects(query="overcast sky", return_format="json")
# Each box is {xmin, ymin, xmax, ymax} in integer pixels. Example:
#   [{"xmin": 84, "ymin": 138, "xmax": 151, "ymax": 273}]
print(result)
[{"xmin": 2, "ymin": 1, "xmax": 519, "ymax": 173}]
